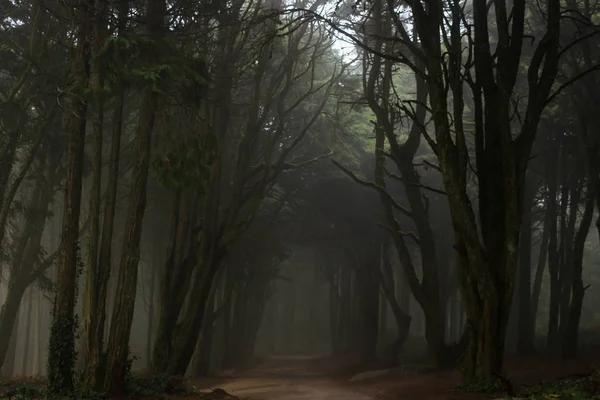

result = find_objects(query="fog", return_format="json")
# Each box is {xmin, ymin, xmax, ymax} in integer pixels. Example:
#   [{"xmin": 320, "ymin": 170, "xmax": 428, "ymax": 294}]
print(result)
[{"xmin": 1, "ymin": 0, "xmax": 600, "ymax": 399}]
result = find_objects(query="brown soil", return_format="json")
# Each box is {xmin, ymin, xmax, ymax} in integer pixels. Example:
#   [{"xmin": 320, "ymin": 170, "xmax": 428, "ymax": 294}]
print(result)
[
  {"xmin": 2, "ymin": 351, "xmax": 598, "ymax": 399},
  {"xmin": 190, "ymin": 350, "xmax": 600, "ymax": 400}
]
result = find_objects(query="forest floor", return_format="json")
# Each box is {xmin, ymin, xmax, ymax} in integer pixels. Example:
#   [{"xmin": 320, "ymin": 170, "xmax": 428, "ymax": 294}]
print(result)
[
  {"xmin": 1, "ymin": 350, "xmax": 599, "ymax": 399},
  {"xmin": 190, "ymin": 350, "xmax": 600, "ymax": 400}
]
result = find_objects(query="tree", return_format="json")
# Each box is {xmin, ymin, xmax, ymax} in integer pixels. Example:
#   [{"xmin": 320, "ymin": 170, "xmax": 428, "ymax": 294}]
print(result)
[
  {"xmin": 46, "ymin": 0, "xmax": 94, "ymax": 394},
  {"xmin": 152, "ymin": 0, "xmax": 346, "ymax": 376},
  {"xmin": 341, "ymin": 1, "xmax": 466, "ymax": 367},
  {"xmin": 80, "ymin": 0, "xmax": 129, "ymax": 390},
  {"xmin": 103, "ymin": 0, "xmax": 167, "ymax": 393},
  {"xmin": 313, "ymin": 0, "xmax": 563, "ymax": 379}
]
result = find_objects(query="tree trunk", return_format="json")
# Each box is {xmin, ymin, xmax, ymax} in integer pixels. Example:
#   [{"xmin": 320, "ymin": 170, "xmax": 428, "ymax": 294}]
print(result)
[
  {"xmin": 80, "ymin": 0, "xmax": 111, "ymax": 388},
  {"xmin": 546, "ymin": 153, "xmax": 560, "ymax": 350},
  {"xmin": 329, "ymin": 273, "xmax": 340, "ymax": 355},
  {"xmin": 33, "ymin": 289, "xmax": 41, "ymax": 375},
  {"xmin": 46, "ymin": 0, "xmax": 93, "ymax": 393},
  {"xmin": 359, "ymin": 237, "xmax": 380, "ymax": 364},
  {"xmin": 21, "ymin": 289, "xmax": 34, "ymax": 375},
  {"xmin": 146, "ymin": 254, "xmax": 157, "ymax": 366},
  {"xmin": 103, "ymin": 0, "xmax": 164, "ymax": 393},
  {"xmin": 1, "ymin": 298, "xmax": 20, "ymax": 377},
  {"xmin": 558, "ymin": 177, "xmax": 580, "ymax": 339},
  {"xmin": 516, "ymin": 178, "xmax": 535, "ymax": 353},
  {"xmin": 167, "ymin": 248, "xmax": 223, "ymax": 376},
  {"xmin": 379, "ymin": 238, "xmax": 411, "ymax": 365},
  {"xmin": 152, "ymin": 191, "xmax": 197, "ymax": 372},
  {"xmin": 459, "ymin": 258, "xmax": 513, "ymax": 380},
  {"xmin": 531, "ymin": 201, "xmax": 551, "ymax": 331},
  {"xmin": 562, "ymin": 180, "xmax": 595, "ymax": 358},
  {"xmin": 192, "ymin": 289, "xmax": 219, "ymax": 376},
  {"xmin": 0, "ymin": 279, "xmax": 26, "ymax": 373}
]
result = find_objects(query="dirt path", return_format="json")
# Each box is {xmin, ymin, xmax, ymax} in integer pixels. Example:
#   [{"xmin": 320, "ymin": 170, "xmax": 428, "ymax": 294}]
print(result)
[
  {"xmin": 197, "ymin": 377, "xmax": 379, "ymax": 400},
  {"xmin": 192, "ymin": 351, "xmax": 600, "ymax": 400},
  {"xmin": 194, "ymin": 355, "xmax": 382, "ymax": 400}
]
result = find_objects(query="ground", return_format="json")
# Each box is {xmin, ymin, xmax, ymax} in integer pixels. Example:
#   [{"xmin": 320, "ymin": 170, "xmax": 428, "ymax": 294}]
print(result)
[
  {"xmin": 1, "ymin": 351, "xmax": 599, "ymax": 399},
  {"xmin": 190, "ymin": 351, "xmax": 600, "ymax": 399}
]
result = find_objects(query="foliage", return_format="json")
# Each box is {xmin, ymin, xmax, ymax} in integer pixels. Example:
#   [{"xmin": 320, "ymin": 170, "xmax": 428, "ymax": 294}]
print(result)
[
  {"xmin": 125, "ymin": 374, "xmax": 191, "ymax": 397},
  {"xmin": 45, "ymin": 314, "xmax": 79, "ymax": 397},
  {"xmin": 0, "ymin": 378, "xmax": 44, "ymax": 400},
  {"xmin": 523, "ymin": 373, "xmax": 600, "ymax": 399},
  {"xmin": 0, "ymin": 373, "xmax": 195, "ymax": 399},
  {"xmin": 98, "ymin": 35, "xmax": 210, "ymax": 96},
  {"xmin": 150, "ymin": 128, "xmax": 215, "ymax": 191},
  {"xmin": 456, "ymin": 378, "xmax": 512, "ymax": 394}
]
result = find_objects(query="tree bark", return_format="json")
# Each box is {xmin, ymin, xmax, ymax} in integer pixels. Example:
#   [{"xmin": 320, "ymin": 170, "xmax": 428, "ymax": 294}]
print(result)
[
  {"xmin": 103, "ymin": 0, "xmax": 165, "ymax": 393},
  {"xmin": 21, "ymin": 288, "xmax": 34, "ymax": 375},
  {"xmin": 0, "ymin": 278, "xmax": 26, "ymax": 374},
  {"xmin": 531, "ymin": 199, "xmax": 552, "ymax": 330},
  {"xmin": 546, "ymin": 151, "xmax": 561, "ymax": 350},
  {"xmin": 166, "ymin": 246, "xmax": 224, "ymax": 375},
  {"xmin": 46, "ymin": 1, "xmax": 93, "ymax": 386},
  {"xmin": 81, "ymin": 0, "xmax": 110, "ymax": 388},
  {"xmin": 379, "ymin": 238, "xmax": 411, "ymax": 365},
  {"xmin": 562, "ymin": 174, "xmax": 596, "ymax": 358},
  {"xmin": 152, "ymin": 191, "xmax": 197, "ymax": 371},
  {"xmin": 516, "ymin": 177, "xmax": 535, "ymax": 353},
  {"xmin": 359, "ymin": 236, "xmax": 380, "ymax": 364}
]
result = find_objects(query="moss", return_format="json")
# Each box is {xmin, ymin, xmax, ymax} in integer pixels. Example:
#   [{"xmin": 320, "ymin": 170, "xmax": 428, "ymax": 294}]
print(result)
[
  {"xmin": 45, "ymin": 244, "xmax": 84, "ymax": 398},
  {"xmin": 45, "ymin": 315, "xmax": 78, "ymax": 397}
]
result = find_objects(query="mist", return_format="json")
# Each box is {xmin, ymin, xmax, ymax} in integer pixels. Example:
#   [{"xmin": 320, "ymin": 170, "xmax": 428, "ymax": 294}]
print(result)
[{"xmin": 0, "ymin": 0, "xmax": 599, "ymax": 399}]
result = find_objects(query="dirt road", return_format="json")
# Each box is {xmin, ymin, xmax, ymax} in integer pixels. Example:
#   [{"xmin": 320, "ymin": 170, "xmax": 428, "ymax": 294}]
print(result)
[
  {"xmin": 192, "ymin": 350, "xmax": 598, "ymax": 400},
  {"xmin": 194, "ymin": 355, "xmax": 384, "ymax": 400}
]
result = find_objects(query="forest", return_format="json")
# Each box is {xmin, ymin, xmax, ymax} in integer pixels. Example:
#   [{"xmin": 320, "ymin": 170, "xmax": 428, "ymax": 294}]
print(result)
[{"xmin": 1, "ymin": 0, "xmax": 600, "ymax": 399}]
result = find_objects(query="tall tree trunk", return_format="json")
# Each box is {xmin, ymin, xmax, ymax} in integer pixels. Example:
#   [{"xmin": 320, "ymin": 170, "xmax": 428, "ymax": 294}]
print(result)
[
  {"xmin": 146, "ymin": 254, "xmax": 157, "ymax": 366},
  {"xmin": 329, "ymin": 273, "xmax": 341, "ymax": 355},
  {"xmin": 558, "ymin": 177, "xmax": 580, "ymax": 338},
  {"xmin": 360, "ymin": 236, "xmax": 380, "ymax": 364},
  {"xmin": 152, "ymin": 191, "xmax": 197, "ymax": 372},
  {"xmin": 46, "ymin": 0, "xmax": 93, "ymax": 386},
  {"xmin": 21, "ymin": 289, "xmax": 34, "ymax": 375},
  {"xmin": 562, "ymin": 179, "xmax": 595, "ymax": 357},
  {"xmin": 546, "ymin": 153, "xmax": 561, "ymax": 350},
  {"xmin": 516, "ymin": 177, "xmax": 535, "ymax": 353},
  {"xmin": 531, "ymin": 201, "xmax": 551, "ymax": 330},
  {"xmin": 103, "ymin": 0, "xmax": 165, "ymax": 393},
  {"xmin": 0, "ymin": 278, "xmax": 26, "ymax": 374},
  {"xmin": 166, "ymin": 246, "xmax": 224, "ymax": 375},
  {"xmin": 1, "ymin": 299, "xmax": 20, "ymax": 377},
  {"xmin": 379, "ymin": 238, "xmax": 411, "ymax": 365},
  {"xmin": 33, "ymin": 289, "xmax": 41, "ymax": 375},
  {"xmin": 81, "ymin": 0, "xmax": 110, "ymax": 389}
]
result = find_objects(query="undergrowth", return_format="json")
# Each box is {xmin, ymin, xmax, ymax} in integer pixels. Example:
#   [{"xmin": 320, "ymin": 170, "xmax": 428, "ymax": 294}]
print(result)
[
  {"xmin": 0, "ymin": 373, "xmax": 194, "ymax": 399},
  {"xmin": 522, "ymin": 372, "xmax": 600, "ymax": 399},
  {"xmin": 457, "ymin": 377, "xmax": 511, "ymax": 394}
]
